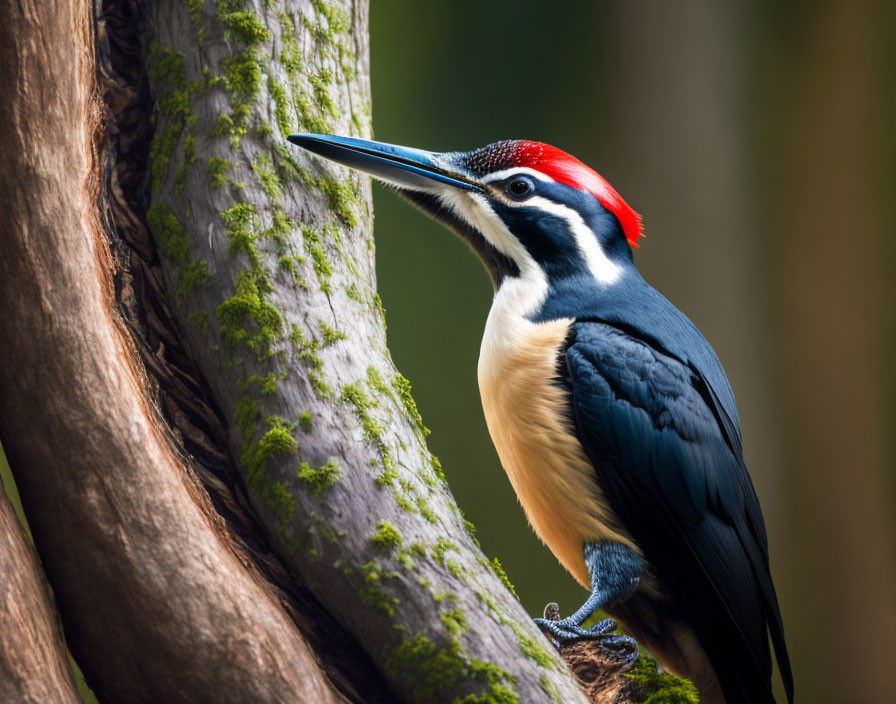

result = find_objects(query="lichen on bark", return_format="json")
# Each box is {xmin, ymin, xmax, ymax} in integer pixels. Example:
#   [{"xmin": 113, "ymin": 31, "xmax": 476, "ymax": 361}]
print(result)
[{"xmin": 143, "ymin": 1, "xmax": 590, "ymax": 702}]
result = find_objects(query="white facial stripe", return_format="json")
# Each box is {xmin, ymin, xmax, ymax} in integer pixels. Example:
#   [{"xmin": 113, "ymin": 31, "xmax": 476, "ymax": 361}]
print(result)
[
  {"xmin": 438, "ymin": 185, "xmax": 622, "ymax": 289},
  {"xmin": 519, "ymin": 196, "xmax": 623, "ymax": 285},
  {"xmin": 437, "ymin": 189, "xmax": 525, "ymax": 263},
  {"xmin": 480, "ymin": 167, "xmax": 555, "ymax": 184}
]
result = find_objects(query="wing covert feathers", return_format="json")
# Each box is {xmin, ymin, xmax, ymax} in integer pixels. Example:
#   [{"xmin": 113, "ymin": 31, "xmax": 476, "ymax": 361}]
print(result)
[{"xmin": 564, "ymin": 321, "xmax": 793, "ymax": 704}]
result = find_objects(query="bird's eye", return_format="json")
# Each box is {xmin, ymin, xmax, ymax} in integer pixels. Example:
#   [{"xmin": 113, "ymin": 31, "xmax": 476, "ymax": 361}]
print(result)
[{"xmin": 507, "ymin": 176, "xmax": 535, "ymax": 199}]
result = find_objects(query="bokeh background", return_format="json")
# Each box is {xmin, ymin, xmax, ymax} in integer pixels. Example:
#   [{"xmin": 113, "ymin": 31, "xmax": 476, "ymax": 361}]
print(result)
[{"xmin": 2, "ymin": 1, "xmax": 894, "ymax": 702}]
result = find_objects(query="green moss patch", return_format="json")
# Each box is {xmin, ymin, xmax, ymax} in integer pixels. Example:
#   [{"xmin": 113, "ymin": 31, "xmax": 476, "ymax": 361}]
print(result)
[
  {"xmin": 147, "ymin": 203, "xmax": 190, "ymax": 262},
  {"xmin": 341, "ymin": 382, "xmax": 396, "ymax": 487},
  {"xmin": 222, "ymin": 202, "xmax": 262, "ymax": 267},
  {"xmin": 369, "ymin": 521, "xmax": 403, "ymax": 552},
  {"xmin": 415, "ymin": 495, "xmax": 437, "ymax": 524},
  {"xmin": 215, "ymin": 201, "xmax": 294, "ymax": 359},
  {"xmin": 539, "ymin": 675, "xmax": 562, "ymax": 704},
  {"xmin": 268, "ymin": 76, "xmax": 292, "ymax": 137},
  {"xmin": 433, "ymin": 538, "xmax": 463, "ymax": 578},
  {"xmin": 429, "ymin": 455, "xmax": 446, "ymax": 483},
  {"xmin": 515, "ymin": 631, "xmax": 553, "ymax": 669},
  {"xmin": 389, "ymin": 632, "xmax": 518, "ymax": 704},
  {"xmin": 308, "ymin": 512, "xmax": 345, "ymax": 547},
  {"xmin": 319, "ymin": 320, "xmax": 347, "ymax": 345},
  {"xmin": 222, "ymin": 50, "xmax": 262, "ymax": 97},
  {"xmin": 219, "ymin": 10, "xmax": 269, "ymax": 45},
  {"xmin": 237, "ymin": 370, "xmax": 286, "ymax": 396},
  {"xmin": 439, "ymin": 607, "xmax": 468, "ymax": 637},
  {"xmin": 344, "ymin": 282, "xmax": 364, "ymax": 303},
  {"xmin": 627, "ymin": 651, "xmax": 699, "ymax": 704},
  {"xmin": 252, "ymin": 152, "xmax": 282, "ymax": 199},
  {"xmin": 298, "ymin": 460, "xmax": 341, "ymax": 494},
  {"xmin": 234, "ymin": 401, "xmax": 297, "ymax": 525},
  {"xmin": 187, "ymin": 309, "xmax": 210, "ymax": 337},
  {"xmin": 389, "ymin": 633, "xmax": 469, "ymax": 701},
  {"xmin": 318, "ymin": 177, "xmax": 357, "ymax": 227},
  {"xmin": 147, "ymin": 42, "xmax": 197, "ymax": 191},
  {"xmin": 396, "ymin": 542, "xmax": 427, "ymax": 571},
  {"xmin": 146, "ymin": 203, "xmax": 211, "ymax": 302},
  {"xmin": 372, "ymin": 292, "xmax": 387, "ymax": 326},
  {"xmin": 269, "ymin": 481, "xmax": 295, "ymax": 523},
  {"xmin": 300, "ymin": 225, "xmax": 333, "ymax": 294},
  {"xmin": 366, "ymin": 366, "xmax": 394, "ymax": 401},
  {"xmin": 490, "ymin": 557, "xmax": 518, "ymax": 600},
  {"xmin": 207, "ymin": 156, "xmax": 232, "ymax": 187},
  {"xmin": 290, "ymin": 325, "xmax": 331, "ymax": 398},
  {"xmin": 392, "ymin": 373, "xmax": 429, "ymax": 439},
  {"xmin": 175, "ymin": 259, "xmax": 211, "ymax": 299},
  {"xmin": 357, "ymin": 561, "xmax": 400, "ymax": 617},
  {"xmin": 217, "ymin": 271, "xmax": 282, "ymax": 360}
]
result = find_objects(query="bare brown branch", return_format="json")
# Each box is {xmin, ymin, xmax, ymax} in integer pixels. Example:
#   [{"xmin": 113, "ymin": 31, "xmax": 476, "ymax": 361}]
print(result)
[
  {"xmin": 0, "ymin": 493, "xmax": 81, "ymax": 704},
  {"xmin": 0, "ymin": 1, "xmax": 343, "ymax": 702}
]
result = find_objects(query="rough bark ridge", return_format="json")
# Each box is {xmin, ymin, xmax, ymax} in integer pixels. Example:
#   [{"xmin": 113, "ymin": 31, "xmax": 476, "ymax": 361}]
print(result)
[
  {"xmin": 97, "ymin": 2, "xmax": 391, "ymax": 699},
  {"xmin": 0, "ymin": 493, "xmax": 81, "ymax": 704},
  {"xmin": 0, "ymin": 1, "xmax": 343, "ymax": 701}
]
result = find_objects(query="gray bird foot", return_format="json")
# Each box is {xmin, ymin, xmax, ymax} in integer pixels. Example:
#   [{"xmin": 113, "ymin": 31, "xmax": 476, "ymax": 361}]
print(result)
[{"xmin": 534, "ymin": 602, "xmax": 639, "ymax": 665}]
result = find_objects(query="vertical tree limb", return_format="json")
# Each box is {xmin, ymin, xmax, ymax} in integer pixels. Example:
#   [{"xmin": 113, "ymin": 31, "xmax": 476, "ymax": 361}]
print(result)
[{"xmin": 141, "ymin": 1, "xmax": 589, "ymax": 702}]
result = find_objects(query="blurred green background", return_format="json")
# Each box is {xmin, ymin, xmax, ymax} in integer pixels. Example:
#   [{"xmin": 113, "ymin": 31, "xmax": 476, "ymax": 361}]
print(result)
[
  {"xmin": 369, "ymin": 1, "xmax": 896, "ymax": 703},
  {"xmin": 3, "ymin": 1, "xmax": 895, "ymax": 702}
]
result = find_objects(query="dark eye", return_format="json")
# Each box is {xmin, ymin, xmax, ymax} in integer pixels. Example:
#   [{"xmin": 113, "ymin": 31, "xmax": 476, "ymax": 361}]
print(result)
[{"xmin": 507, "ymin": 176, "xmax": 535, "ymax": 199}]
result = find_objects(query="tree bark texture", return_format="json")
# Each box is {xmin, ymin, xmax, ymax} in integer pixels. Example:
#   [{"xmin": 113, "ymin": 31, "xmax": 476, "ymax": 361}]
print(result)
[
  {"xmin": 0, "ymin": 0, "xmax": 632, "ymax": 702},
  {"xmin": 0, "ymin": 492, "xmax": 82, "ymax": 704},
  {"xmin": 141, "ymin": 1, "xmax": 589, "ymax": 702},
  {"xmin": 0, "ymin": 1, "xmax": 345, "ymax": 701}
]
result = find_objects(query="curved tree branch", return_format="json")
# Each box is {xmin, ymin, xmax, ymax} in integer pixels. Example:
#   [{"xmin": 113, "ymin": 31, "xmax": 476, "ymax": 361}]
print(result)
[{"xmin": 0, "ymin": 1, "xmax": 343, "ymax": 701}]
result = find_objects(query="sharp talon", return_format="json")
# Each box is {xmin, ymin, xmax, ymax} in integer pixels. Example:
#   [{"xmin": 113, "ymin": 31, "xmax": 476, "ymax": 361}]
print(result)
[
  {"xmin": 543, "ymin": 602, "xmax": 560, "ymax": 621},
  {"xmin": 533, "ymin": 614, "xmax": 641, "ymax": 670}
]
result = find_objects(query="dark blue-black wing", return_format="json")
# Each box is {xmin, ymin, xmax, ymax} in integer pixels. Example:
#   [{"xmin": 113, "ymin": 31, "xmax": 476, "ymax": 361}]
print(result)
[{"xmin": 564, "ymin": 321, "xmax": 793, "ymax": 704}]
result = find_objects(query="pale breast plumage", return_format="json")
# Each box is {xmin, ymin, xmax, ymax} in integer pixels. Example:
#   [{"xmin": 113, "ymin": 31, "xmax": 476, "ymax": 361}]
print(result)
[{"xmin": 476, "ymin": 303, "xmax": 638, "ymax": 587}]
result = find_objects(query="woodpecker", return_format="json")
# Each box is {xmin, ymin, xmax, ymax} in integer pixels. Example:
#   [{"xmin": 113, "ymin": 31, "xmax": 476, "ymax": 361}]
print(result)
[{"xmin": 288, "ymin": 133, "xmax": 793, "ymax": 704}]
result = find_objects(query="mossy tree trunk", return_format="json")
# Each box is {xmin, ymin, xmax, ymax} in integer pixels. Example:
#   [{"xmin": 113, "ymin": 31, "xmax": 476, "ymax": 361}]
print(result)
[
  {"xmin": 139, "ymin": 1, "xmax": 589, "ymax": 702},
  {"xmin": 0, "ymin": 0, "xmax": 637, "ymax": 702}
]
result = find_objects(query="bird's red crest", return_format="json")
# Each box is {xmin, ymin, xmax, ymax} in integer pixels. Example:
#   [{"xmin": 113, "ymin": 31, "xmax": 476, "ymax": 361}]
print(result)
[{"xmin": 465, "ymin": 140, "xmax": 644, "ymax": 248}]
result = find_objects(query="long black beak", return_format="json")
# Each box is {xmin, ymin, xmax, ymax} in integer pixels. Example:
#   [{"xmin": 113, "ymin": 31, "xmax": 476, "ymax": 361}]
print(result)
[{"xmin": 287, "ymin": 133, "xmax": 481, "ymax": 192}]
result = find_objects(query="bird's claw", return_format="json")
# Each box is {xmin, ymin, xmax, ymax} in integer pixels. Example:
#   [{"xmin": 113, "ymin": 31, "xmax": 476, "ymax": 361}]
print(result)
[
  {"xmin": 533, "ymin": 616, "xmax": 618, "ymax": 640},
  {"xmin": 534, "ymin": 609, "xmax": 640, "ymax": 667},
  {"xmin": 543, "ymin": 602, "xmax": 561, "ymax": 621}
]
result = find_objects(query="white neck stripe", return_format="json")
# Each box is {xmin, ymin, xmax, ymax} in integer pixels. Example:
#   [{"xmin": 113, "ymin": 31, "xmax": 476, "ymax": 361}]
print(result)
[{"xmin": 515, "ymin": 196, "xmax": 623, "ymax": 286}]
